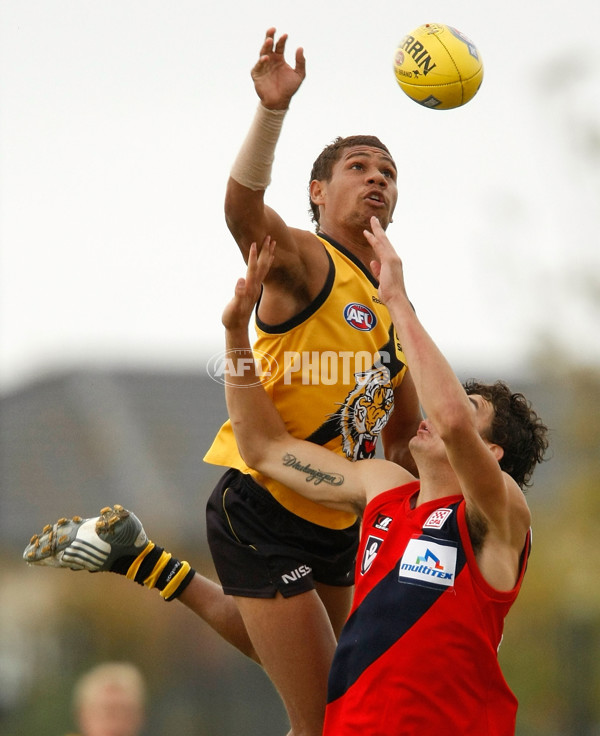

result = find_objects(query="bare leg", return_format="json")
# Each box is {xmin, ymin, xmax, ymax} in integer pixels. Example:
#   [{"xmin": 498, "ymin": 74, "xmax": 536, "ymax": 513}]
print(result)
[
  {"xmin": 314, "ymin": 581, "xmax": 353, "ymax": 638},
  {"xmin": 177, "ymin": 573, "xmax": 259, "ymax": 662},
  {"xmin": 234, "ymin": 589, "xmax": 339, "ymax": 736},
  {"xmin": 177, "ymin": 576, "xmax": 353, "ymax": 735},
  {"xmin": 176, "ymin": 576, "xmax": 352, "ymax": 661}
]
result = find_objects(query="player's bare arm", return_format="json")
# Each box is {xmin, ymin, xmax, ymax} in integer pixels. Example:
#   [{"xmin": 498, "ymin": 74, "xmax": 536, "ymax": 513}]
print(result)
[
  {"xmin": 224, "ymin": 27, "xmax": 306, "ymax": 256},
  {"xmin": 365, "ymin": 216, "xmax": 531, "ymax": 589},
  {"xmin": 224, "ymin": 29, "xmax": 329, "ymax": 321}
]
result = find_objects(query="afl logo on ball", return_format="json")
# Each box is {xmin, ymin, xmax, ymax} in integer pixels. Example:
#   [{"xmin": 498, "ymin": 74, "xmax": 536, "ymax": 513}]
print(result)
[{"xmin": 344, "ymin": 303, "xmax": 377, "ymax": 331}]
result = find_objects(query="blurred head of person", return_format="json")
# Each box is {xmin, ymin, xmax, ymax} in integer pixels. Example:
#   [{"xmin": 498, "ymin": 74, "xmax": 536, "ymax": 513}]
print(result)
[{"xmin": 71, "ymin": 662, "xmax": 146, "ymax": 736}]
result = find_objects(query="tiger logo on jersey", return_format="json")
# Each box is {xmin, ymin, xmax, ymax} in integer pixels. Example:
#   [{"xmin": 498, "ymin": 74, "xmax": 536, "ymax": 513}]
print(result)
[{"xmin": 339, "ymin": 365, "xmax": 394, "ymax": 460}]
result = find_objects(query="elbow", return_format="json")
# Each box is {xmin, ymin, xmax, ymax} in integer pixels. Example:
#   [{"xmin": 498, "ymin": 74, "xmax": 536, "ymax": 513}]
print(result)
[
  {"xmin": 230, "ymin": 419, "xmax": 271, "ymax": 473},
  {"xmin": 224, "ymin": 194, "xmax": 242, "ymax": 240},
  {"xmin": 224, "ymin": 180, "xmax": 264, "ymax": 238},
  {"xmin": 231, "ymin": 429, "xmax": 263, "ymax": 472},
  {"xmin": 238, "ymin": 445, "xmax": 265, "ymax": 473}
]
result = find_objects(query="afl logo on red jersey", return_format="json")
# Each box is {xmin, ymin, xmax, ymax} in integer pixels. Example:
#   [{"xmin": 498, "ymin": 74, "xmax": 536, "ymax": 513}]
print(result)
[{"xmin": 344, "ymin": 303, "xmax": 377, "ymax": 331}]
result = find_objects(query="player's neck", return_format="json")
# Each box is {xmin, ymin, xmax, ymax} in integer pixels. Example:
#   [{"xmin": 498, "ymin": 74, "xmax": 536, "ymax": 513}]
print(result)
[
  {"xmin": 319, "ymin": 224, "xmax": 374, "ymax": 270},
  {"xmin": 414, "ymin": 465, "xmax": 462, "ymax": 506}
]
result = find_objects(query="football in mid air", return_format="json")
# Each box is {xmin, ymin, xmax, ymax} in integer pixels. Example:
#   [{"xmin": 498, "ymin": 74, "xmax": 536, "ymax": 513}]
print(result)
[{"xmin": 393, "ymin": 23, "xmax": 483, "ymax": 110}]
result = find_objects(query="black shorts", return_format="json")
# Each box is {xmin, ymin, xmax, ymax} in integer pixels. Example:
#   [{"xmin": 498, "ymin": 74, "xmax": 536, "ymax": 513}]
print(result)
[{"xmin": 206, "ymin": 468, "xmax": 360, "ymax": 598}]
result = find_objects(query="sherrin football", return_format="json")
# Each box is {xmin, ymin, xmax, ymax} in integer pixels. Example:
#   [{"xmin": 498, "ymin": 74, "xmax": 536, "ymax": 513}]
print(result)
[{"xmin": 394, "ymin": 23, "xmax": 483, "ymax": 110}]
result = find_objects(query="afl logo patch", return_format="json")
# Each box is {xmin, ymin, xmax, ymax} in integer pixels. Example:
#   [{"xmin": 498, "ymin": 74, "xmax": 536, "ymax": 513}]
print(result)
[{"xmin": 344, "ymin": 303, "xmax": 377, "ymax": 331}]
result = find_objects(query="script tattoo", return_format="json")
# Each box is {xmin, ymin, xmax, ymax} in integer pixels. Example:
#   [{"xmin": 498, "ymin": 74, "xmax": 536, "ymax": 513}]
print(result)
[{"xmin": 282, "ymin": 453, "xmax": 344, "ymax": 486}]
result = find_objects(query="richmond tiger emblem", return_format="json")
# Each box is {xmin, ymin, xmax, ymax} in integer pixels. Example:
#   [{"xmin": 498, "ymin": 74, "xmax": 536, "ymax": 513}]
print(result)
[{"xmin": 338, "ymin": 365, "xmax": 394, "ymax": 460}]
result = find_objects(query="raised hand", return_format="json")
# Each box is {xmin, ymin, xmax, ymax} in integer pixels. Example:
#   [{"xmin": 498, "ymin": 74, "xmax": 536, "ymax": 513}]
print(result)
[
  {"xmin": 251, "ymin": 27, "xmax": 306, "ymax": 110},
  {"xmin": 364, "ymin": 216, "xmax": 409, "ymax": 307},
  {"xmin": 222, "ymin": 235, "xmax": 276, "ymax": 332}
]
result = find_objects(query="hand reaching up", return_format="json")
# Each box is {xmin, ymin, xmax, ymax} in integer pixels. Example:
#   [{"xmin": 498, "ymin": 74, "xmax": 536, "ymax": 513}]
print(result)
[
  {"xmin": 364, "ymin": 216, "xmax": 409, "ymax": 308},
  {"xmin": 251, "ymin": 27, "xmax": 306, "ymax": 110},
  {"xmin": 221, "ymin": 235, "xmax": 276, "ymax": 333}
]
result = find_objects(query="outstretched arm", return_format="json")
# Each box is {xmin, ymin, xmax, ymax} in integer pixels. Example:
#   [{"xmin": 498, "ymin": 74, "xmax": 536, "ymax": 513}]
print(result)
[
  {"xmin": 224, "ymin": 28, "xmax": 329, "ymax": 325},
  {"xmin": 225, "ymin": 28, "xmax": 307, "ymax": 263},
  {"xmin": 221, "ymin": 238, "xmax": 406, "ymax": 514},
  {"xmin": 365, "ymin": 217, "xmax": 530, "ymax": 578}
]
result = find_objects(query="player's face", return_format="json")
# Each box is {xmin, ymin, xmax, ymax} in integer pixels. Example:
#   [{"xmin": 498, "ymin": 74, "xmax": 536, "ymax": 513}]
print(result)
[
  {"xmin": 409, "ymin": 418, "xmax": 444, "ymax": 458},
  {"xmin": 317, "ymin": 146, "xmax": 398, "ymax": 231}
]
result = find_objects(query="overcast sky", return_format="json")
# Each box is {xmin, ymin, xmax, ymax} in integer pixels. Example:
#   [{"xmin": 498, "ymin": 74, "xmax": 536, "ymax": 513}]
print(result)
[{"xmin": 1, "ymin": 0, "xmax": 599, "ymax": 395}]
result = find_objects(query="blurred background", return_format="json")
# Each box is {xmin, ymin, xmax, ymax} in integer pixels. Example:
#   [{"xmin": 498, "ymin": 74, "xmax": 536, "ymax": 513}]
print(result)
[{"xmin": 1, "ymin": 1, "xmax": 599, "ymax": 734}]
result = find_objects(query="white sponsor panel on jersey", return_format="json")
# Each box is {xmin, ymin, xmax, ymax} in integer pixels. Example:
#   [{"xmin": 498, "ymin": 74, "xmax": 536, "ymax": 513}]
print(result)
[{"xmin": 398, "ymin": 537, "xmax": 457, "ymax": 587}]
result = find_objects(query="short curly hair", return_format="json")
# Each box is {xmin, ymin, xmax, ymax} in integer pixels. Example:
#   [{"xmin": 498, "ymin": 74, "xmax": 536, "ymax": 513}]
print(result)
[
  {"xmin": 308, "ymin": 135, "xmax": 393, "ymax": 228},
  {"xmin": 464, "ymin": 379, "xmax": 549, "ymax": 490}
]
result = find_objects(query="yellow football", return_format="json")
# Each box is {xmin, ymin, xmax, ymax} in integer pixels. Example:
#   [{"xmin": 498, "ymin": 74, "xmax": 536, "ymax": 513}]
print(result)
[{"xmin": 393, "ymin": 23, "xmax": 483, "ymax": 110}]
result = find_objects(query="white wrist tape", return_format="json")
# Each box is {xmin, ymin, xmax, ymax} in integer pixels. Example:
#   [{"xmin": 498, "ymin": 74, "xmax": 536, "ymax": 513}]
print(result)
[{"xmin": 230, "ymin": 104, "xmax": 288, "ymax": 191}]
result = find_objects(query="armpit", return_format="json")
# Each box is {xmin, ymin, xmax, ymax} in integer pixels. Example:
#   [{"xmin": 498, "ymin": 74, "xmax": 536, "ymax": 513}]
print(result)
[{"xmin": 465, "ymin": 507, "xmax": 488, "ymax": 557}]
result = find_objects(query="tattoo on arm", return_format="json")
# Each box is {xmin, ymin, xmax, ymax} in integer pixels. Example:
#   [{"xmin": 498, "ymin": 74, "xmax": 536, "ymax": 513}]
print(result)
[{"xmin": 282, "ymin": 453, "xmax": 344, "ymax": 486}]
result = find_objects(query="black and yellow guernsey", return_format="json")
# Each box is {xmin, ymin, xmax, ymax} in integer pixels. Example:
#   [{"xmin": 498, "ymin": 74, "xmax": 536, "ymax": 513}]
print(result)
[{"xmin": 205, "ymin": 233, "xmax": 410, "ymax": 529}]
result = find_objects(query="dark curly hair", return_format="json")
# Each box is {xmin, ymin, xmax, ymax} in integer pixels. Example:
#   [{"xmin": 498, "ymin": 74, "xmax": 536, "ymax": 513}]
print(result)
[
  {"xmin": 464, "ymin": 380, "xmax": 549, "ymax": 490},
  {"xmin": 308, "ymin": 135, "xmax": 393, "ymax": 228}
]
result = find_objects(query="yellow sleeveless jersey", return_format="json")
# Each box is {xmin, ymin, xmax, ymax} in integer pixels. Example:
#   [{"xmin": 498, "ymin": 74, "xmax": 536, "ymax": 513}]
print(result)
[{"xmin": 204, "ymin": 233, "xmax": 409, "ymax": 529}]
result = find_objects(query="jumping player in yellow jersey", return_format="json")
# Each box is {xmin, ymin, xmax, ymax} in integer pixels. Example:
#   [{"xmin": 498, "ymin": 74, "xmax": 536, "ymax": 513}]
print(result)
[
  {"xmin": 22, "ymin": 28, "xmax": 421, "ymax": 736},
  {"xmin": 203, "ymin": 27, "xmax": 420, "ymax": 735}
]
